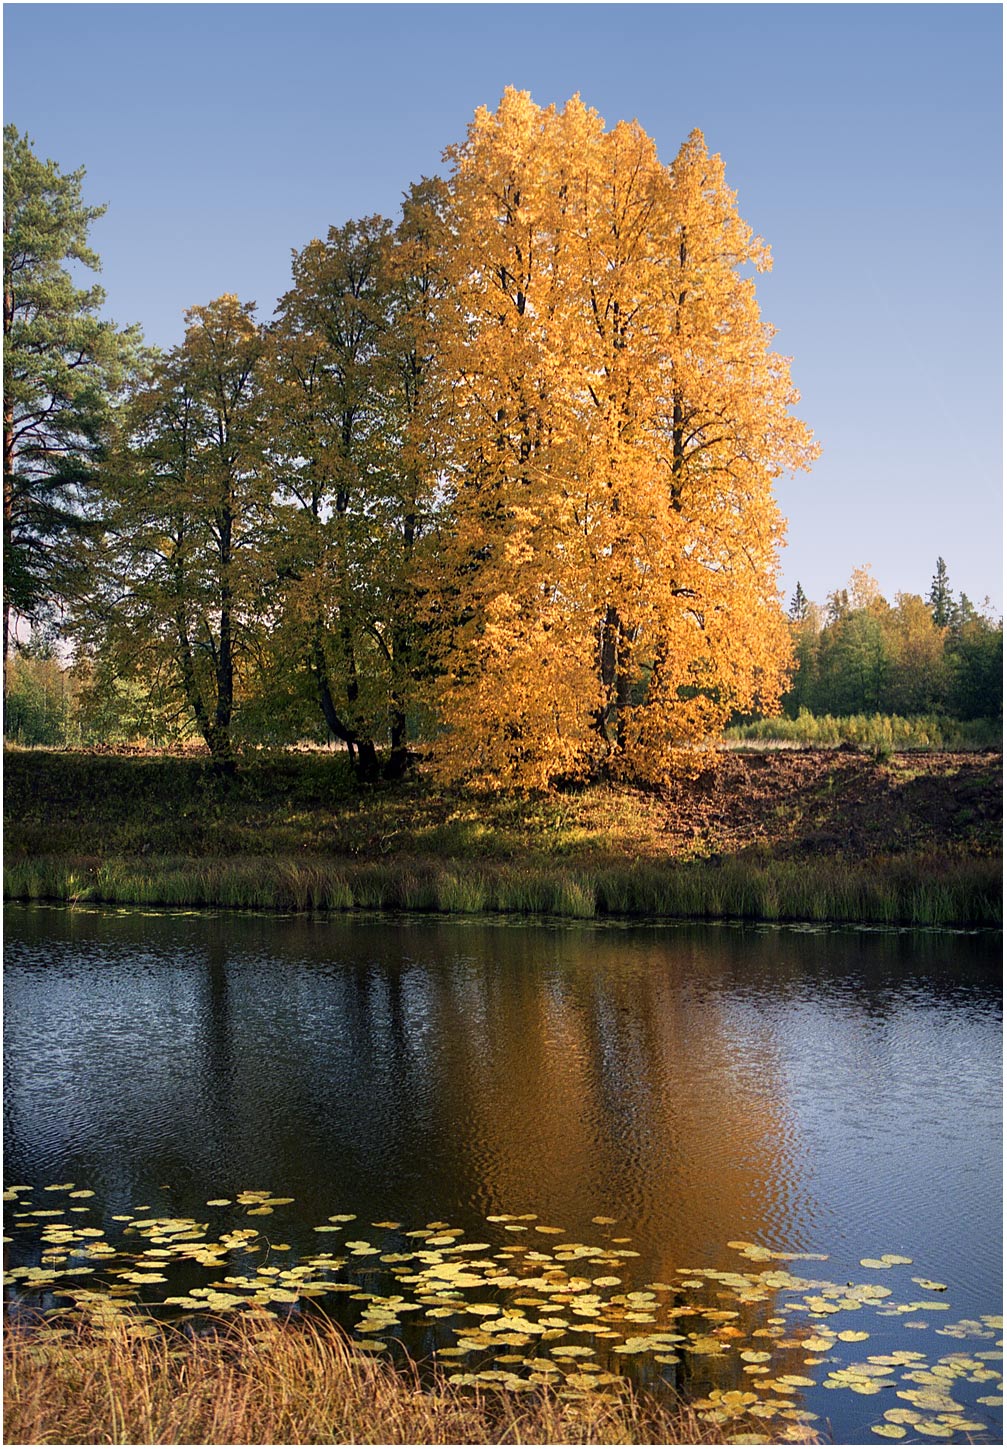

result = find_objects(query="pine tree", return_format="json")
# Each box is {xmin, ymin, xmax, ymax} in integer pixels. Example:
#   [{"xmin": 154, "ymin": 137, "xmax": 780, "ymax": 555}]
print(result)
[
  {"xmin": 929, "ymin": 557, "xmax": 953, "ymax": 628},
  {"xmin": 3, "ymin": 125, "xmax": 136, "ymax": 710},
  {"xmin": 789, "ymin": 583, "xmax": 810, "ymax": 622}
]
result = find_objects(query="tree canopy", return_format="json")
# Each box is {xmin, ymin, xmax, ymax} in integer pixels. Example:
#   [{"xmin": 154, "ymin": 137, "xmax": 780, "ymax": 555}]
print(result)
[
  {"xmin": 426, "ymin": 92, "xmax": 818, "ymax": 786},
  {"xmin": 7, "ymin": 95, "xmax": 862, "ymax": 776},
  {"xmin": 3, "ymin": 124, "xmax": 136, "ymax": 704},
  {"xmin": 781, "ymin": 564, "xmax": 1002, "ymax": 722}
]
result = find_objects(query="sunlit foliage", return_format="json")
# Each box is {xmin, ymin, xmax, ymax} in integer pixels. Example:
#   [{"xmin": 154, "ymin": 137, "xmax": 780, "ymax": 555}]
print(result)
[{"xmin": 426, "ymin": 91, "xmax": 817, "ymax": 786}]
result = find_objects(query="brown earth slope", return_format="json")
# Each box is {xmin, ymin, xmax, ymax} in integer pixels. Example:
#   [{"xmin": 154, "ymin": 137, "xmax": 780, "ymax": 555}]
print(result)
[
  {"xmin": 3, "ymin": 746, "xmax": 1001, "ymax": 866},
  {"xmin": 647, "ymin": 748, "xmax": 1002, "ymax": 861}
]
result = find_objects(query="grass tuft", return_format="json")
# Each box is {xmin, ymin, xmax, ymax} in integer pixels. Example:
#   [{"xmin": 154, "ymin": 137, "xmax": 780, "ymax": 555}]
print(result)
[
  {"xmin": 2, "ymin": 1312, "xmax": 771, "ymax": 1446},
  {"xmin": 725, "ymin": 710, "xmax": 1001, "ymax": 751}
]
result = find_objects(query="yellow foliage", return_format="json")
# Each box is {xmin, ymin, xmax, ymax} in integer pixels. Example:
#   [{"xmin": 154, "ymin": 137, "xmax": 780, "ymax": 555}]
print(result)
[{"xmin": 426, "ymin": 91, "xmax": 817, "ymax": 787}]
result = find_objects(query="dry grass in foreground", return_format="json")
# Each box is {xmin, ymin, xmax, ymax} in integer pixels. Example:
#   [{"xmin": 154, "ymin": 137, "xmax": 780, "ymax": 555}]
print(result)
[{"xmin": 2, "ymin": 1312, "xmax": 812, "ymax": 1446}]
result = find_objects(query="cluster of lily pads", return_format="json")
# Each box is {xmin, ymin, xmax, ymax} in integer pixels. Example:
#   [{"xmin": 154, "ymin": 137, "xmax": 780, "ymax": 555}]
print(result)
[{"xmin": 3, "ymin": 1184, "xmax": 1002, "ymax": 1444}]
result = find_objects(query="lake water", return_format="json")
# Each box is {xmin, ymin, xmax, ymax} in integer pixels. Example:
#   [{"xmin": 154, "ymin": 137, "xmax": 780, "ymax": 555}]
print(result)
[{"xmin": 4, "ymin": 905, "xmax": 1002, "ymax": 1443}]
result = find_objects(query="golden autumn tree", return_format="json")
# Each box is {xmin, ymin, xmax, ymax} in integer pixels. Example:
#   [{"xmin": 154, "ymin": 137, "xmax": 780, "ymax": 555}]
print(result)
[
  {"xmin": 427, "ymin": 90, "xmax": 818, "ymax": 787},
  {"xmin": 425, "ymin": 90, "xmax": 603, "ymax": 789}
]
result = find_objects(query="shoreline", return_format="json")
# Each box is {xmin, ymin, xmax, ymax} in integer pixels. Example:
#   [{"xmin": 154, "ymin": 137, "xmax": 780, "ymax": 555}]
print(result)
[
  {"xmin": 4, "ymin": 850, "xmax": 1001, "ymax": 928},
  {"xmin": 5, "ymin": 746, "xmax": 1001, "ymax": 929},
  {"xmin": 2, "ymin": 1311, "xmax": 770, "ymax": 1447}
]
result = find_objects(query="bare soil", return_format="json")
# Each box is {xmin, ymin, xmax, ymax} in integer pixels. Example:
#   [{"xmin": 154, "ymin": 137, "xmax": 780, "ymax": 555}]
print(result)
[{"xmin": 648, "ymin": 747, "xmax": 1002, "ymax": 861}]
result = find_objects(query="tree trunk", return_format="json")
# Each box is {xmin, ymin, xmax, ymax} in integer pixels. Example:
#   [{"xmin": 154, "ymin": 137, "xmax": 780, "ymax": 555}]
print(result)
[
  {"xmin": 311, "ymin": 623, "xmax": 378, "ymax": 782},
  {"xmin": 386, "ymin": 706, "xmax": 409, "ymax": 779},
  {"xmin": 355, "ymin": 738, "xmax": 380, "ymax": 782},
  {"xmin": 593, "ymin": 604, "xmax": 619, "ymax": 741}
]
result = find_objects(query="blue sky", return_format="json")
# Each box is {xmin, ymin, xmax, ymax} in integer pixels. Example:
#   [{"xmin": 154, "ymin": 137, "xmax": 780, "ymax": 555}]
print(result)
[{"xmin": 4, "ymin": 3, "xmax": 1002, "ymax": 611}]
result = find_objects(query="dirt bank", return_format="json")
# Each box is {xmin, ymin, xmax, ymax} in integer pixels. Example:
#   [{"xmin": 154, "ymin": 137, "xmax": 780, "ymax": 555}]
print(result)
[{"xmin": 3, "ymin": 746, "xmax": 1001, "ymax": 867}]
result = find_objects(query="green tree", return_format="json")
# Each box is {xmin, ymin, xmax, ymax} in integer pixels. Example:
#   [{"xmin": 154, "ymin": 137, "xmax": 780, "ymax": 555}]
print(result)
[
  {"xmin": 79, "ymin": 297, "xmax": 268, "ymax": 762},
  {"xmin": 946, "ymin": 603, "xmax": 1002, "ymax": 719},
  {"xmin": 264, "ymin": 217, "xmax": 395, "ymax": 781},
  {"xmin": 928, "ymin": 557, "xmax": 953, "ymax": 627},
  {"xmin": 3, "ymin": 124, "xmax": 136, "ymax": 709},
  {"xmin": 788, "ymin": 582, "xmax": 811, "ymax": 622},
  {"xmin": 264, "ymin": 196, "xmax": 445, "ymax": 780},
  {"xmin": 812, "ymin": 573, "xmax": 890, "ymax": 714},
  {"xmin": 781, "ymin": 594, "xmax": 821, "ymax": 717}
]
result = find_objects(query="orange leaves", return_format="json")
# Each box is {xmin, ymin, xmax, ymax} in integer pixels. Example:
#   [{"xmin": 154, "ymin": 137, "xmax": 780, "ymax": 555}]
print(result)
[{"xmin": 423, "ymin": 92, "xmax": 816, "ymax": 788}]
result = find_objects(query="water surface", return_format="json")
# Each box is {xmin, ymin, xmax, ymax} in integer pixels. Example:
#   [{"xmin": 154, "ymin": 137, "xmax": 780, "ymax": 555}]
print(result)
[{"xmin": 4, "ymin": 906, "xmax": 1002, "ymax": 1442}]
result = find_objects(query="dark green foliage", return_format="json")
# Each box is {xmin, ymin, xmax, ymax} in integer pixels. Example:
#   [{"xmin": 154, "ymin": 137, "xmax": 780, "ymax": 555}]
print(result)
[
  {"xmin": 948, "ymin": 614, "xmax": 1003, "ymax": 720},
  {"xmin": 788, "ymin": 581, "xmax": 810, "ymax": 621},
  {"xmin": 929, "ymin": 556, "xmax": 953, "ymax": 627},
  {"xmin": 3, "ymin": 125, "xmax": 137, "ymax": 686}
]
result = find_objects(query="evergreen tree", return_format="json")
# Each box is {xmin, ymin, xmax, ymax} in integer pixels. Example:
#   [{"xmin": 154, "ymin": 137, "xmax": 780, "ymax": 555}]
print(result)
[
  {"xmin": 928, "ymin": 557, "xmax": 953, "ymax": 627},
  {"xmin": 789, "ymin": 583, "xmax": 810, "ymax": 622},
  {"xmin": 3, "ymin": 125, "xmax": 136, "ymax": 709}
]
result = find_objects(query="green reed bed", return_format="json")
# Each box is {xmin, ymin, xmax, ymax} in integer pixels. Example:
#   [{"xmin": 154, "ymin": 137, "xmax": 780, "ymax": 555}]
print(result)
[
  {"xmin": 4, "ymin": 851, "xmax": 1001, "ymax": 926},
  {"xmin": 725, "ymin": 710, "xmax": 1001, "ymax": 752},
  {"xmin": 4, "ymin": 1312, "xmax": 744, "ymax": 1447}
]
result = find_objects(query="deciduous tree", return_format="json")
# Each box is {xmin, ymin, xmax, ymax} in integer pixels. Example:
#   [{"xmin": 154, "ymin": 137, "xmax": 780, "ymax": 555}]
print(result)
[
  {"xmin": 264, "ymin": 197, "xmax": 445, "ymax": 779},
  {"xmin": 80, "ymin": 296, "xmax": 267, "ymax": 761},
  {"xmin": 427, "ymin": 91, "xmax": 817, "ymax": 786}
]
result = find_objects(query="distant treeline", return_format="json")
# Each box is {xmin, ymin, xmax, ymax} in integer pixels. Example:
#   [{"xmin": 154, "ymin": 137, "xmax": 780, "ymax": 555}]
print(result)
[
  {"xmin": 775, "ymin": 563, "xmax": 1001, "ymax": 724},
  {"xmin": 6, "ymin": 559, "xmax": 1000, "ymax": 753}
]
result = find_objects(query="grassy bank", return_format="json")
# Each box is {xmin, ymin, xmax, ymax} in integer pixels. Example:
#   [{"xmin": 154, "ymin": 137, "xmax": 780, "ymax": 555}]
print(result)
[
  {"xmin": 4, "ymin": 746, "xmax": 1001, "ymax": 926},
  {"xmin": 4, "ymin": 849, "xmax": 1002, "ymax": 926},
  {"xmin": 3, "ymin": 1314, "xmax": 784, "ymax": 1446}
]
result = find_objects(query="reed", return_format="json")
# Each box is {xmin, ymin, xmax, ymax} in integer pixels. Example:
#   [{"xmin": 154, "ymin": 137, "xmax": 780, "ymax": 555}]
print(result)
[
  {"xmin": 3, "ymin": 851, "xmax": 1001, "ymax": 926},
  {"xmin": 725, "ymin": 711, "xmax": 1001, "ymax": 751},
  {"xmin": 2, "ymin": 1313, "xmax": 773, "ymax": 1446}
]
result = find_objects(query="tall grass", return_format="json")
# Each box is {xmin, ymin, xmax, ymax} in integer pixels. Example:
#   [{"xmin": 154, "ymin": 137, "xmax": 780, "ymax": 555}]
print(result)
[
  {"xmin": 725, "ymin": 710, "xmax": 1002, "ymax": 751},
  {"xmin": 3, "ymin": 1313, "xmax": 773, "ymax": 1446},
  {"xmin": 4, "ymin": 851, "xmax": 1001, "ymax": 926}
]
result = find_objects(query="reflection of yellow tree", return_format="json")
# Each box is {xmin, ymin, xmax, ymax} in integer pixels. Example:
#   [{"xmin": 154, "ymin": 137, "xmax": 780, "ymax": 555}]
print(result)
[{"xmin": 420, "ymin": 930, "xmax": 812, "ymax": 1285}]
